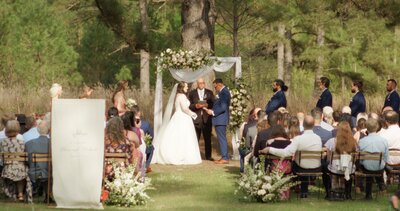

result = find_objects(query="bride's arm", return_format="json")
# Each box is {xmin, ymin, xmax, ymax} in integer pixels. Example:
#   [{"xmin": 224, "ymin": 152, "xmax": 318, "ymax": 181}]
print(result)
[{"xmin": 179, "ymin": 95, "xmax": 197, "ymax": 119}]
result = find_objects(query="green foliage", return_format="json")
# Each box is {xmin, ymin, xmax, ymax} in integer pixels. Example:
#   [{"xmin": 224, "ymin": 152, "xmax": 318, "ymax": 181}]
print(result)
[
  {"xmin": 115, "ymin": 65, "xmax": 133, "ymax": 82},
  {"xmin": 0, "ymin": 0, "xmax": 81, "ymax": 88}
]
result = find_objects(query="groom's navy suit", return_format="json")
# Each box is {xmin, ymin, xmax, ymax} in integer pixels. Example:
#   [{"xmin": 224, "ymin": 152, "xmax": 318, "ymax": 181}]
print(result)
[{"xmin": 212, "ymin": 86, "xmax": 231, "ymax": 160}]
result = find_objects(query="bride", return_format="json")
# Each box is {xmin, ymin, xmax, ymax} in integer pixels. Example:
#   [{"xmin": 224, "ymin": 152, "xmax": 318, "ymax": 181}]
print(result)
[{"xmin": 152, "ymin": 82, "xmax": 202, "ymax": 165}]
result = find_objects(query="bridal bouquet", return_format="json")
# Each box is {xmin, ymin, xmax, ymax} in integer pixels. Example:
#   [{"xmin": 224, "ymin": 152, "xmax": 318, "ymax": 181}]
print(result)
[
  {"xmin": 105, "ymin": 162, "xmax": 153, "ymax": 207},
  {"xmin": 229, "ymin": 80, "xmax": 251, "ymax": 132},
  {"xmin": 143, "ymin": 134, "xmax": 152, "ymax": 146},
  {"xmin": 157, "ymin": 48, "xmax": 214, "ymax": 73},
  {"xmin": 126, "ymin": 98, "xmax": 137, "ymax": 110},
  {"xmin": 236, "ymin": 158, "xmax": 298, "ymax": 203}
]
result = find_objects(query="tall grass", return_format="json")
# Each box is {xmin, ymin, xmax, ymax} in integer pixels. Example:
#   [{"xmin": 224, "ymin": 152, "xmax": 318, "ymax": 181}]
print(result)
[{"xmin": 0, "ymin": 84, "xmax": 386, "ymax": 126}]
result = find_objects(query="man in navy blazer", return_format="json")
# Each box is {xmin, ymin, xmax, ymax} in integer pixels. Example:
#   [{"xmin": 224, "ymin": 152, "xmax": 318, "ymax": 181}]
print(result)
[
  {"xmin": 349, "ymin": 80, "xmax": 366, "ymax": 118},
  {"xmin": 316, "ymin": 77, "xmax": 333, "ymax": 110},
  {"xmin": 205, "ymin": 78, "xmax": 231, "ymax": 164},
  {"xmin": 265, "ymin": 79, "xmax": 288, "ymax": 115},
  {"xmin": 384, "ymin": 79, "xmax": 400, "ymax": 112}
]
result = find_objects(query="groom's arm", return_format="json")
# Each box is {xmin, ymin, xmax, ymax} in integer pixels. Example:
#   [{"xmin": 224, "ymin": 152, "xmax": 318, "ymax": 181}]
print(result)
[{"xmin": 212, "ymin": 91, "xmax": 229, "ymax": 116}]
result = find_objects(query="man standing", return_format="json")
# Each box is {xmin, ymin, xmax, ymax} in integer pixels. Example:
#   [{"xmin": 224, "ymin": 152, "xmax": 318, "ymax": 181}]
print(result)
[
  {"xmin": 384, "ymin": 79, "xmax": 400, "ymax": 112},
  {"xmin": 349, "ymin": 80, "xmax": 366, "ymax": 118},
  {"xmin": 316, "ymin": 77, "xmax": 333, "ymax": 110},
  {"xmin": 188, "ymin": 78, "xmax": 214, "ymax": 161},
  {"xmin": 265, "ymin": 79, "xmax": 288, "ymax": 115},
  {"xmin": 205, "ymin": 79, "xmax": 231, "ymax": 164}
]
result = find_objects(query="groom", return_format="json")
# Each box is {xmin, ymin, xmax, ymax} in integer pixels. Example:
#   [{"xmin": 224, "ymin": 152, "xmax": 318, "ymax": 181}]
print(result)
[{"xmin": 205, "ymin": 78, "xmax": 231, "ymax": 164}]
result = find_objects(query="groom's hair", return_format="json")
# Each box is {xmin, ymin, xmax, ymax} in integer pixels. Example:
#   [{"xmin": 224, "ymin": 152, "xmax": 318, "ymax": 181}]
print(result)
[
  {"xmin": 213, "ymin": 78, "xmax": 224, "ymax": 84},
  {"xmin": 274, "ymin": 79, "xmax": 288, "ymax": 92}
]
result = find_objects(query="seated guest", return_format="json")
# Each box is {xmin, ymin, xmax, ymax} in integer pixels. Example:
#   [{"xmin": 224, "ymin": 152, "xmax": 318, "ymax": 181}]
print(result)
[
  {"xmin": 296, "ymin": 112, "xmax": 305, "ymax": 132},
  {"xmin": 332, "ymin": 111, "xmax": 341, "ymax": 128},
  {"xmin": 312, "ymin": 108, "xmax": 333, "ymax": 145},
  {"xmin": 104, "ymin": 117, "xmax": 134, "ymax": 180},
  {"xmin": 354, "ymin": 118, "xmax": 367, "ymax": 142},
  {"xmin": 22, "ymin": 116, "xmax": 40, "ymax": 143},
  {"xmin": 0, "ymin": 114, "xmax": 15, "ymax": 140},
  {"xmin": 379, "ymin": 111, "xmax": 400, "ymax": 165},
  {"xmin": 288, "ymin": 116, "xmax": 301, "ymax": 139},
  {"xmin": 238, "ymin": 108, "xmax": 261, "ymax": 173},
  {"xmin": 260, "ymin": 115, "xmax": 322, "ymax": 198},
  {"xmin": 107, "ymin": 107, "xmax": 119, "ymax": 122},
  {"xmin": 15, "ymin": 114, "xmax": 27, "ymax": 134},
  {"xmin": 324, "ymin": 122, "xmax": 357, "ymax": 200},
  {"xmin": 266, "ymin": 125, "xmax": 292, "ymax": 200},
  {"xmin": 266, "ymin": 125, "xmax": 292, "ymax": 173},
  {"xmin": 1, "ymin": 120, "xmax": 32, "ymax": 202},
  {"xmin": 132, "ymin": 105, "xmax": 154, "ymax": 173},
  {"xmin": 253, "ymin": 111, "xmax": 280, "ymax": 159},
  {"xmin": 25, "ymin": 120, "xmax": 50, "ymax": 198},
  {"xmin": 322, "ymin": 106, "xmax": 334, "ymax": 131},
  {"xmin": 121, "ymin": 113, "xmax": 142, "ymax": 173},
  {"xmin": 358, "ymin": 118, "xmax": 389, "ymax": 200}
]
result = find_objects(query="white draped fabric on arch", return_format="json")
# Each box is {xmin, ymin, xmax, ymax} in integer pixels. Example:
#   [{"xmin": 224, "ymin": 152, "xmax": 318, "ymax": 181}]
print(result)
[{"xmin": 153, "ymin": 57, "xmax": 242, "ymax": 160}]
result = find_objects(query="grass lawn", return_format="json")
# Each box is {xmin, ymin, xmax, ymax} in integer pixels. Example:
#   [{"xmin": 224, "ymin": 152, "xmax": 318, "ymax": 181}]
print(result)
[{"xmin": 0, "ymin": 160, "xmax": 393, "ymax": 211}]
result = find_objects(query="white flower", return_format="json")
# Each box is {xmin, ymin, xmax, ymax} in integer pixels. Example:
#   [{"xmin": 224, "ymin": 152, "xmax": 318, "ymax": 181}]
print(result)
[
  {"xmin": 166, "ymin": 48, "xmax": 171, "ymax": 53},
  {"xmin": 265, "ymin": 183, "xmax": 272, "ymax": 190},
  {"xmin": 257, "ymin": 189, "xmax": 266, "ymax": 196}
]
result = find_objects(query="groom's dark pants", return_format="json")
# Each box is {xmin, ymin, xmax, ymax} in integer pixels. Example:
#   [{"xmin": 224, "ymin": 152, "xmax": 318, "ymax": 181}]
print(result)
[
  {"xmin": 195, "ymin": 121, "xmax": 212, "ymax": 159},
  {"xmin": 215, "ymin": 125, "xmax": 229, "ymax": 160}
]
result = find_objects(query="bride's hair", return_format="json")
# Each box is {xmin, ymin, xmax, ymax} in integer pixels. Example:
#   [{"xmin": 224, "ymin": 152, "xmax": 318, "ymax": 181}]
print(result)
[{"xmin": 176, "ymin": 82, "xmax": 187, "ymax": 94}]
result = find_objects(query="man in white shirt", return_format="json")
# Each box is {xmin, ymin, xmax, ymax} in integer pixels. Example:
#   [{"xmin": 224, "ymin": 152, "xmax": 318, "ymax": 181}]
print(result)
[
  {"xmin": 259, "ymin": 115, "xmax": 322, "ymax": 198},
  {"xmin": 380, "ymin": 111, "xmax": 400, "ymax": 165},
  {"xmin": 23, "ymin": 116, "xmax": 40, "ymax": 143}
]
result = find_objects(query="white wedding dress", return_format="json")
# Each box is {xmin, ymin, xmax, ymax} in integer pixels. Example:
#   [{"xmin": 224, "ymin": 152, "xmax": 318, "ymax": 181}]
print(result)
[{"xmin": 152, "ymin": 93, "xmax": 202, "ymax": 165}]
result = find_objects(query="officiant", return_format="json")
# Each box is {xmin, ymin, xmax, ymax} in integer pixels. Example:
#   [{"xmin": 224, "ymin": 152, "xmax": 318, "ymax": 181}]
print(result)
[{"xmin": 189, "ymin": 78, "xmax": 215, "ymax": 161}]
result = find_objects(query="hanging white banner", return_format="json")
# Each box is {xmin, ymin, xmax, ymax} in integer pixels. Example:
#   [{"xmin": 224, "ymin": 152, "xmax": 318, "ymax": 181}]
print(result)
[{"xmin": 51, "ymin": 99, "xmax": 105, "ymax": 209}]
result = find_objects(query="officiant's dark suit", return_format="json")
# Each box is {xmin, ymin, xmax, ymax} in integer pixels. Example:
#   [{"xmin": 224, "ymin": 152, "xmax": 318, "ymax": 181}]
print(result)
[{"xmin": 188, "ymin": 85, "xmax": 215, "ymax": 160}]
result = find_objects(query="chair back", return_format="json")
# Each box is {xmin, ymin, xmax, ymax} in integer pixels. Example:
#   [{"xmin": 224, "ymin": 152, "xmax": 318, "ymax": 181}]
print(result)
[
  {"xmin": 1, "ymin": 152, "xmax": 27, "ymax": 163},
  {"xmin": 104, "ymin": 152, "xmax": 129, "ymax": 163},
  {"xmin": 354, "ymin": 151, "xmax": 383, "ymax": 166},
  {"xmin": 298, "ymin": 150, "xmax": 323, "ymax": 166},
  {"xmin": 31, "ymin": 153, "xmax": 51, "ymax": 163}
]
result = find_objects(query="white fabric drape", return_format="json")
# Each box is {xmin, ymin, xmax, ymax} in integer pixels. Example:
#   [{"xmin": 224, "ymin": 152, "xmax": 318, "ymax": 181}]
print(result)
[
  {"xmin": 51, "ymin": 99, "xmax": 105, "ymax": 209},
  {"xmin": 153, "ymin": 57, "xmax": 242, "ymax": 160}
]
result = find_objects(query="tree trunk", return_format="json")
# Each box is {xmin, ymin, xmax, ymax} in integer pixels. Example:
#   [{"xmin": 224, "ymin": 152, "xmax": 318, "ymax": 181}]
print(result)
[
  {"xmin": 314, "ymin": 26, "xmax": 324, "ymax": 96},
  {"xmin": 182, "ymin": 0, "xmax": 215, "ymax": 89},
  {"xmin": 284, "ymin": 29, "xmax": 293, "ymax": 96},
  {"xmin": 232, "ymin": 0, "xmax": 239, "ymax": 57},
  {"xmin": 139, "ymin": 0, "xmax": 150, "ymax": 95},
  {"xmin": 277, "ymin": 24, "xmax": 285, "ymax": 80}
]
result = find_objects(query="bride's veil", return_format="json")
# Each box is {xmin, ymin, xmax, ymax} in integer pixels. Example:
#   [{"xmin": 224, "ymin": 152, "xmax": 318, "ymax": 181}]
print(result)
[{"xmin": 152, "ymin": 83, "xmax": 178, "ymax": 146}]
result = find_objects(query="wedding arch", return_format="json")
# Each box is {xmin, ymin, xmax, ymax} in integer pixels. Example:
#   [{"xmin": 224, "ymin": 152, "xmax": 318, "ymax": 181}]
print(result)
[{"xmin": 153, "ymin": 56, "xmax": 242, "ymax": 159}]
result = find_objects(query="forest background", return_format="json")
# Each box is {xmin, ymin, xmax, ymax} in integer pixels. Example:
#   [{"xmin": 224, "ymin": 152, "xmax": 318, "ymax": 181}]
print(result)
[{"xmin": 1, "ymin": 0, "xmax": 400, "ymax": 122}]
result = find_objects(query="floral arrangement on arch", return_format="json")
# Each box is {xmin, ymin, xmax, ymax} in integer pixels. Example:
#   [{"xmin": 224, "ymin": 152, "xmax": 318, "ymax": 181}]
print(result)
[
  {"xmin": 228, "ymin": 80, "xmax": 250, "ymax": 132},
  {"xmin": 104, "ymin": 162, "xmax": 153, "ymax": 207},
  {"xmin": 235, "ymin": 158, "xmax": 298, "ymax": 203},
  {"xmin": 156, "ymin": 48, "xmax": 214, "ymax": 73}
]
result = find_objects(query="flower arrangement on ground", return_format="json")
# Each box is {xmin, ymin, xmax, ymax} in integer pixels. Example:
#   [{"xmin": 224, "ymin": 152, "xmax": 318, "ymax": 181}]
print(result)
[
  {"xmin": 236, "ymin": 158, "xmax": 298, "ymax": 202},
  {"xmin": 156, "ymin": 48, "xmax": 214, "ymax": 73},
  {"xmin": 105, "ymin": 162, "xmax": 153, "ymax": 207},
  {"xmin": 229, "ymin": 80, "xmax": 250, "ymax": 132}
]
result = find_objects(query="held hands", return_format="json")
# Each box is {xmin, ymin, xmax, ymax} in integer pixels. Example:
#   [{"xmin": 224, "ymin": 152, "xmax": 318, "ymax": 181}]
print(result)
[
  {"xmin": 195, "ymin": 103, "xmax": 209, "ymax": 109},
  {"xmin": 203, "ymin": 108, "xmax": 213, "ymax": 116},
  {"xmin": 258, "ymin": 147, "xmax": 270, "ymax": 155}
]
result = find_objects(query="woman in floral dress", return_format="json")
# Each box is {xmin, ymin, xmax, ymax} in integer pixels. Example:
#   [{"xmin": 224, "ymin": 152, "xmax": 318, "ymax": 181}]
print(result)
[{"xmin": 1, "ymin": 120, "xmax": 32, "ymax": 202}]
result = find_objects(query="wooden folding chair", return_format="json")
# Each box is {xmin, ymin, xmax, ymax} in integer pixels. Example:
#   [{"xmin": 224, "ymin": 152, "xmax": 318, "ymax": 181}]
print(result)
[
  {"xmin": 30, "ymin": 153, "xmax": 51, "ymax": 203},
  {"xmin": 353, "ymin": 151, "xmax": 384, "ymax": 200},
  {"xmin": 104, "ymin": 152, "xmax": 129, "ymax": 163},
  {"xmin": 386, "ymin": 149, "xmax": 400, "ymax": 189},
  {"xmin": 295, "ymin": 150, "xmax": 323, "ymax": 199},
  {"xmin": 327, "ymin": 151, "xmax": 355, "ymax": 200},
  {"xmin": 1, "ymin": 152, "xmax": 28, "ymax": 163}
]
